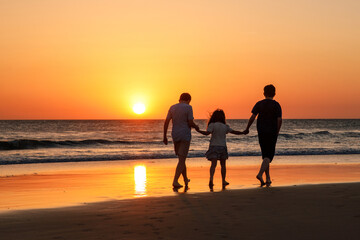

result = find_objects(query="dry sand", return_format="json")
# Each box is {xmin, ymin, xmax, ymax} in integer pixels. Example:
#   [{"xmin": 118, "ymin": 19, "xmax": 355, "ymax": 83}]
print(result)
[{"xmin": 1, "ymin": 182, "xmax": 359, "ymax": 240}]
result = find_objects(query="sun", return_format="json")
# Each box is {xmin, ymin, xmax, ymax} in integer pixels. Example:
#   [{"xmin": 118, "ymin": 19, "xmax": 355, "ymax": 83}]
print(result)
[{"xmin": 133, "ymin": 103, "xmax": 146, "ymax": 114}]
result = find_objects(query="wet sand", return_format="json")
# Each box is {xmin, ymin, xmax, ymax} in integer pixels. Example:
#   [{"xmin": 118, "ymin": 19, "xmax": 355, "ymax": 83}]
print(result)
[{"xmin": 1, "ymin": 156, "xmax": 360, "ymax": 211}]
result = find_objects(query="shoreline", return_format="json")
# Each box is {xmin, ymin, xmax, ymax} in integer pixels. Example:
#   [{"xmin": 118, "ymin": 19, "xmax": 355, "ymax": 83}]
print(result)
[
  {"xmin": 1, "ymin": 155, "xmax": 360, "ymax": 212},
  {"xmin": 1, "ymin": 153, "xmax": 360, "ymax": 167},
  {"xmin": 1, "ymin": 154, "xmax": 360, "ymax": 175},
  {"xmin": 1, "ymin": 182, "xmax": 359, "ymax": 239}
]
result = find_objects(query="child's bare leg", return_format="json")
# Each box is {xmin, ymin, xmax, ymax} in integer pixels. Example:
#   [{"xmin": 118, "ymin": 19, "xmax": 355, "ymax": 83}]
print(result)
[
  {"xmin": 220, "ymin": 159, "xmax": 229, "ymax": 186},
  {"xmin": 209, "ymin": 160, "xmax": 217, "ymax": 186},
  {"xmin": 256, "ymin": 157, "xmax": 270, "ymax": 186}
]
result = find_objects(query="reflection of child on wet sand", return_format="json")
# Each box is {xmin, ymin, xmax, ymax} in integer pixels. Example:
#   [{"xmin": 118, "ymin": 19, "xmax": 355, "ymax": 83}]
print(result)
[{"xmin": 196, "ymin": 109, "xmax": 245, "ymax": 189}]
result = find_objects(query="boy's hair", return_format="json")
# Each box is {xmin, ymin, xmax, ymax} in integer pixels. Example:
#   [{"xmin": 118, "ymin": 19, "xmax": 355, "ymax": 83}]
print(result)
[
  {"xmin": 264, "ymin": 84, "xmax": 276, "ymax": 98},
  {"xmin": 179, "ymin": 93, "xmax": 191, "ymax": 102},
  {"xmin": 208, "ymin": 109, "xmax": 226, "ymax": 126}
]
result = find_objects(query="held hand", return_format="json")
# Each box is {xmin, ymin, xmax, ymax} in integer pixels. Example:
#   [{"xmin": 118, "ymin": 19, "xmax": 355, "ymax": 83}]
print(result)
[
  {"xmin": 163, "ymin": 136, "xmax": 168, "ymax": 145},
  {"xmin": 194, "ymin": 125, "xmax": 200, "ymax": 131},
  {"xmin": 243, "ymin": 129, "xmax": 249, "ymax": 135},
  {"xmin": 195, "ymin": 128, "xmax": 204, "ymax": 134},
  {"xmin": 197, "ymin": 129, "xmax": 210, "ymax": 135}
]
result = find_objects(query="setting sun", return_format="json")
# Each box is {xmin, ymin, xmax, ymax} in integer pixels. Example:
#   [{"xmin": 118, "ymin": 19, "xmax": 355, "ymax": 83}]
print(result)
[{"xmin": 133, "ymin": 103, "xmax": 146, "ymax": 115}]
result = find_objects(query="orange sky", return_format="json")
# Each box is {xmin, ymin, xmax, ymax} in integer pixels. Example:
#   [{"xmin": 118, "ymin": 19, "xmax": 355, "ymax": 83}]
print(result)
[{"xmin": 1, "ymin": 0, "xmax": 359, "ymax": 119}]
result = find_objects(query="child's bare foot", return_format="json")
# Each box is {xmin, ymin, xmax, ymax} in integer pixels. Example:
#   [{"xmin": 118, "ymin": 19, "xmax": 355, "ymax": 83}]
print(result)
[
  {"xmin": 173, "ymin": 182, "xmax": 183, "ymax": 188},
  {"xmin": 266, "ymin": 180, "xmax": 272, "ymax": 186},
  {"xmin": 222, "ymin": 180, "xmax": 229, "ymax": 187},
  {"xmin": 184, "ymin": 178, "xmax": 190, "ymax": 187},
  {"xmin": 256, "ymin": 175, "xmax": 266, "ymax": 187}
]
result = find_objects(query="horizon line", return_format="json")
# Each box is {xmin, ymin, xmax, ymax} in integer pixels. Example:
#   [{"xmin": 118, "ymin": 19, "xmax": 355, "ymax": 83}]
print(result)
[{"xmin": 0, "ymin": 118, "xmax": 359, "ymax": 121}]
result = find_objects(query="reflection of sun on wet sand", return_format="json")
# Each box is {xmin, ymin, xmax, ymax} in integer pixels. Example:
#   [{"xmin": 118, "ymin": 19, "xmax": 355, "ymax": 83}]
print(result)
[
  {"xmin": 134, "ymin": 165, "xmax": 147, "ymax": 196},
  {"xmin": 0, "ymin": 155, "xmax": 360, "ymax": 239}
]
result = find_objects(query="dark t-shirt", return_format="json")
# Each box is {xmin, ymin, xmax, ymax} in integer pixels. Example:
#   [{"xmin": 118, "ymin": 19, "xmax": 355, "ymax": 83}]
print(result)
[{"xmin": 251, "ymin": 99, "xmax": 282, "ymax": 134}]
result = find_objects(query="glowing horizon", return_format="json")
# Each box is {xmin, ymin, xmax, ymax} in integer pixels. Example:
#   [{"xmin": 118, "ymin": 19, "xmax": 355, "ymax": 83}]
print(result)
[{"xmin": 1, "ymin": 1, "xmax": 359, "ymax": 119}]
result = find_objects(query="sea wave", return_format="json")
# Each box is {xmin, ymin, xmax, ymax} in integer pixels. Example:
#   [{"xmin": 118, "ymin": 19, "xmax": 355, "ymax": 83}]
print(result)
[
  {"xmin": 0, "ymin": 139, "xmax": 161, "ymax": 150},
  {"xmin": 313, "ymin": 130, "xmax": 331, "ymax": 135},
  {"xmin": 2, "ymin": 129, "xmax": 360, "ymax": 150},
  {"xmin": 341, "ymin": 131, "xmax": 360, "ymax": 138},
  {"xmin": 278, "ymin": 130, "xmax": 360, "ymax": 139}
]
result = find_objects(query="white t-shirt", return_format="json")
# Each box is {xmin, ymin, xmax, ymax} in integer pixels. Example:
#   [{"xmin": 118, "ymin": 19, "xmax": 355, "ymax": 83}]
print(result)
[
  {"xmin": 207, "ymin": 122, "xmax": 233, "ymax": 147},
  {"xmin": 166, "ymin": 103, "xmax": 194, "ymax": 142}
]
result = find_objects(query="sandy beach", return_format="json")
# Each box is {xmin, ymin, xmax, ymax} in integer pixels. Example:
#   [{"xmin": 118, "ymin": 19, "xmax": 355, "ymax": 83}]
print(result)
[
  {"xmin": 0, "ymin": 155, "xmax": 360, "ymax": 239},
  {"xmin": 1, "ymin": 182, "xmax": 359, "ymax": 240}
]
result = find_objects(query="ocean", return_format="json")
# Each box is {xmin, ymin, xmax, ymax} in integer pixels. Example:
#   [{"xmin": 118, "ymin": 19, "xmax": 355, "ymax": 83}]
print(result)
[{"xmin": 0, "ymin": 119, "xmax": 359, "ymax": 165}]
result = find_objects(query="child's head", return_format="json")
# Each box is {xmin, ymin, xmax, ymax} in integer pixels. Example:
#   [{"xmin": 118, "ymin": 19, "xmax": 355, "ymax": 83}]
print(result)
[
  {"xmin": 208, "ymin": 109, "xmax": 226, "ymax": 126},
  {"xmin": 264, "ymin": 84, "xmax": 276, "ymax": 98}
]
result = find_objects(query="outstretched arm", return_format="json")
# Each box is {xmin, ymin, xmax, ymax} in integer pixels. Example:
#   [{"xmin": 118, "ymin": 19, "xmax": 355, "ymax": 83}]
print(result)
[
  {"xmin": 244, "ymin": 114, "xmax": 256, "ymax": 134},
  {"xmin": 163, "ymin": 118, "xmax": 171, "ymax": 145},
  {"xmin": 196, "ymin": 129, "xmax": 211, "ymax": 135},
  {"xmin": 188, "ymin": 119, "xmax": 200, "ymax": 131},
  {"xmin": 230, "ymin": 130, "xmax": 245, "ymax": 135}
]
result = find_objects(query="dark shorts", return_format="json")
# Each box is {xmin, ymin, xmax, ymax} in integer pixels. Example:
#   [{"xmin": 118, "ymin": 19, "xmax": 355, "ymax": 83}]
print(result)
[
  {"xmin": 174, "ymin": 140, "xmax": 190, "ymax": 157},
  {"xmin": 205, "ymin": 146, "xmax": 228, "ymax": 161},
  {"xmin": 258, "ymin": 132, "xmax": 278, "ymax": 162}
]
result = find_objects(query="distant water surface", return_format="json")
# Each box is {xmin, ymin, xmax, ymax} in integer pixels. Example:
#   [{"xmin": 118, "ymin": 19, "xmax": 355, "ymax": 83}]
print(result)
[{"xmin": 0, "ymin": 119, "xmax": 359, "ymax": 165}]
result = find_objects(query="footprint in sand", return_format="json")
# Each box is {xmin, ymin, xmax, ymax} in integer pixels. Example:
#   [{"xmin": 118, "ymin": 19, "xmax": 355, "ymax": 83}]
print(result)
[
  {"xmin": 118, "ymin": 224, "xmax": 129, "ymax": 227},
  {"xmin": 162, "ymin": 210, "xmax": 173, "ymax": 213},
  {"xmin": 52, "ymin": 236, "xmax": 64, "ymax": 239}
]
